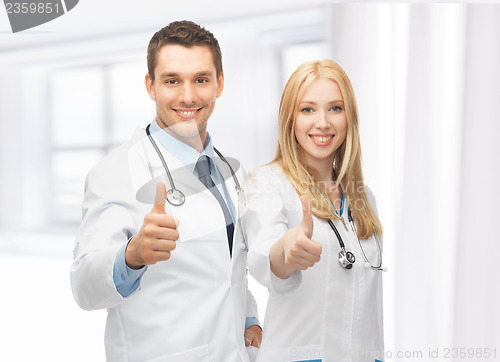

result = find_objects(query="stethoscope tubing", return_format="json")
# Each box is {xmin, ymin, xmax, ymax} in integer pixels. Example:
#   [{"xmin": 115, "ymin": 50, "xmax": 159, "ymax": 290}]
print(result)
[
  {"xmin": 146, "ymin": 124, "xmax": 177, "ymax": 192},
  {"xmin": 145, "ymin": 124, "xmax": 241, "ymax": 206},
  {"xmin": 329, "ymin": 206, "xmax": 384, "ymax": 271}
]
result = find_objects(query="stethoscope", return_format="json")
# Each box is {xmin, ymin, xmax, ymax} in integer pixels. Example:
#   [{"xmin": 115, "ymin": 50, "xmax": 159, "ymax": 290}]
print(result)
[
  {"xmin": 328, "ymin": 207, "xmax": 386, "ymax": 272},
  {"xmin": 145, "ymin": 124, "xmax": 241, "ymax": 206}
]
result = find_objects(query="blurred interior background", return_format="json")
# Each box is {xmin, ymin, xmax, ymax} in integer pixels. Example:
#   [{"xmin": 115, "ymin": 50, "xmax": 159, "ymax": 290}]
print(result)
[{"xmin": 1, "ymin": 1, "xmax": 499, "ymax": 361}]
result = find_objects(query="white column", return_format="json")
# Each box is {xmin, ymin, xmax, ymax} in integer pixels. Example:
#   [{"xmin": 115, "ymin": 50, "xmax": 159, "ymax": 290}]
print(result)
[
  {"xmin": 395, "ymin": 4, "xmax": 466, "ymax": 358},
  {"xmin": 453, "ymin": 4, "xmax": 500, "ymax": 357}
]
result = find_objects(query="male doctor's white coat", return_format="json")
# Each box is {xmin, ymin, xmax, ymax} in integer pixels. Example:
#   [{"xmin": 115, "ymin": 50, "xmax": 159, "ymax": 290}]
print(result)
[
  {"xmin": 70, "ymin": 127, "xmax": 258, "ymax": 362},
  {"xmin": 244, "ymin": 164, "xmax": 384, "ymax": 362}
]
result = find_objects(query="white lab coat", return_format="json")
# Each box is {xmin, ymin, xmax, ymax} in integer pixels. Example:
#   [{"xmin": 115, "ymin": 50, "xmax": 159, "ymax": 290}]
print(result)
[
  {"xmin": 244, "ymin": 164, "xmax": 384, "ymax": 362},
  {"xmin": 70, "ymin": 127, "xmax": 258, "ymax": 362}
]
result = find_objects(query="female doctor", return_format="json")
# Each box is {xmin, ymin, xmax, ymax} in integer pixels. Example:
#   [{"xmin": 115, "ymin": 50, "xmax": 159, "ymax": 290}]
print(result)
[{"xmin": 244, "ymin": 59, "xmax": 385, "ymax": 362}]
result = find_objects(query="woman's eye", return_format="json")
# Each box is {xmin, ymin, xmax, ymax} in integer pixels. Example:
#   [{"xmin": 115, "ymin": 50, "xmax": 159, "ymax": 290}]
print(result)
[
  {"xmin": 330, "ymin": 106, "xmax": 343, "ymax": 112},
  {"xmin": 301, "ymin": 107, "xmax": 313, "ymax": 113}
]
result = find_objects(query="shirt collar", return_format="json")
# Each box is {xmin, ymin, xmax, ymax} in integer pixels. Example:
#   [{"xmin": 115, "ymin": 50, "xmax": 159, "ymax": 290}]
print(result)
[{"xmin": 149, "ymin": 119, "xmax": 215, "ymax": 173}]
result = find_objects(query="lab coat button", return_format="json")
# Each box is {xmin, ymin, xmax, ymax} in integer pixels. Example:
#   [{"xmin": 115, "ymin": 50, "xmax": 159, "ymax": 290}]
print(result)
[{"xmin": 240, "ymin": 243, "xmax": 246, "ymax": 250}]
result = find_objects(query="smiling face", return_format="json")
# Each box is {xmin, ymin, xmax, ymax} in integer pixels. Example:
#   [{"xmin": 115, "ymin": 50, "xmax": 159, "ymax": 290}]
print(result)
[
  {"xmin": 294, "ymin": 77, "xmax": 348, "ymax": 174},
  {"xmin": 145, "ymin": 44, "xmax": 224, "ymax": 150}
]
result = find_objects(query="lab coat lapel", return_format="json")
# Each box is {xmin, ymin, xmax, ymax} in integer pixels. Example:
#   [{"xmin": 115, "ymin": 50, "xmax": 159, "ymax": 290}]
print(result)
[
  {"xmin": 212, "ymin": 155, "xmax": 241, "ymax": 219},
  {"xmin": 212, "ymin": 155, "xmax": 247, "ymax": 271}
]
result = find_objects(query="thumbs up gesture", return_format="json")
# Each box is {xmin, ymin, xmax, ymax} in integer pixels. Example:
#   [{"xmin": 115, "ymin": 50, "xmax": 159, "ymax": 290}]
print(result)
[
  {"xmin": 125, "ymin": 182, "xmax": 180, "ymax": 269},
  {"xmin": 270, "ymin": 196, "xmax": 322, "ymax": 279},
  {"xmin": 299, "ymin": 196, "xmax": 314, "ymax": 239}
]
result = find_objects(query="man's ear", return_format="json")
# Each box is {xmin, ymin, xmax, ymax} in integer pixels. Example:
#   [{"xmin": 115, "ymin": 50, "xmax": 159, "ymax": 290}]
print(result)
[
  {"xmin": 216, "ymin": 72, "xmax": 224, "ymax": 98},
  {"xmin": 145, "ymin": 73, "xmax": 156, "ymax": 101}
]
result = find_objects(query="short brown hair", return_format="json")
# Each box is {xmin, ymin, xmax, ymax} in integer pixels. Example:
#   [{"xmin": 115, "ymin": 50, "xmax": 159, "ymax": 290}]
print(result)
[{"xmin": 147, "ymin": 20, "xmax": 223, "ymax": 81}]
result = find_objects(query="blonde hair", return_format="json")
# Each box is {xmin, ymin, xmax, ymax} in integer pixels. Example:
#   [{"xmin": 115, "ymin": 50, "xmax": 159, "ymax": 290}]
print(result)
[{"xmin": 273, "ymin": 59, "xmax": 382, "ymax": 239}]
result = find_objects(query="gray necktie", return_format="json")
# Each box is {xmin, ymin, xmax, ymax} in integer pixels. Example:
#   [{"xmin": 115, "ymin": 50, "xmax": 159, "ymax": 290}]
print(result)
[{"xmin": 195, "ymin": 155, "xmax": 234, "ymax": 256}]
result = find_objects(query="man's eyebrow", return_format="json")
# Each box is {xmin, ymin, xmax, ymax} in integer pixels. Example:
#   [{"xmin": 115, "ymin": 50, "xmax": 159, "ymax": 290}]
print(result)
[
  {"xmin": 196, "ymin": 71, "xmax": 214, "ymax": 77},
  {"xmin": 158, "ymin": 72, "xmax": 179, "ymax": 78},
  {"xmin": 158, "ymin": 71, "xmax": 214, "ymax": 78}
]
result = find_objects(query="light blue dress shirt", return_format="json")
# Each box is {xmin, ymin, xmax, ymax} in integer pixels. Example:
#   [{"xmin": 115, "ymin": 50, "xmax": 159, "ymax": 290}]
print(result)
[{"xmin": 112, "ymin": 120, "xmax": 258, "ymax": 328}]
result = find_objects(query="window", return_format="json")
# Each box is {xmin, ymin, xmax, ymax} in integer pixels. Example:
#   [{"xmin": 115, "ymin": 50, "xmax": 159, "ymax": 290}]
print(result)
[{"xmin": 48, "ymin": 61, "xmax": 154, "ymax": 224}]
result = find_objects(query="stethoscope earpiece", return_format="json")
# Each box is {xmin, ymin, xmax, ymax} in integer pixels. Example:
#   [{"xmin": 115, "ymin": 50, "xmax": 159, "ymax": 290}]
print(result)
[{"xmin": 364, "ymin": 262, "xmax": 388, "ymax": 272}]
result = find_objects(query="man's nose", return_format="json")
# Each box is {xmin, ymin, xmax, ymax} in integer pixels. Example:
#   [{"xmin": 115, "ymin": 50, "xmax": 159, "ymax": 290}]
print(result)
[{"xmin": 178, "ymin": 83, "xmax": 196, "ymax": 105}]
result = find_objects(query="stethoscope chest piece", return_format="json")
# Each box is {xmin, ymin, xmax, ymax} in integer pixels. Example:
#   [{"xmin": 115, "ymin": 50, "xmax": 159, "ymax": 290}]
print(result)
[
  {"xmin": 328, "ymin": 207, "xmax": 385, "ymax": 272},
  {"xmin": 338, "ymin": 249, "xmax": 356, "ymax": 269},
  {"xmin": 167, "ymin": 188, "xmax": 185, "ymax": 206}
]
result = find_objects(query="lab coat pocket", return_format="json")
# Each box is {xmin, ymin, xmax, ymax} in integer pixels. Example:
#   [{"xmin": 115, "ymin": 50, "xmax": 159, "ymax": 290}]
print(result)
[
  {"xmin": 147, "ymin": 344, "xmax": 209, "ymax": 362},
  {"xmin": 247, "ymin": 345, "xmax": 259, "ymax": 362},
  {"xmin": 258, "ymin": 344, "xmax": 322, "ymax": 362}
]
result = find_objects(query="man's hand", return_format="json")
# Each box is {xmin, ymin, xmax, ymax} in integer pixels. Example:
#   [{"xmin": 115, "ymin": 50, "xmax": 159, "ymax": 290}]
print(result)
[
  {"xmin": 270, "ymin": 196, "xmax": 322, "ymax": 279},
  {"xmin": 125, "ymin": 182, "xmax": 180, "ymax": 269},
  {"xmin": 244, "ymin": 324, "xmax": 262, "ymax": 348}
]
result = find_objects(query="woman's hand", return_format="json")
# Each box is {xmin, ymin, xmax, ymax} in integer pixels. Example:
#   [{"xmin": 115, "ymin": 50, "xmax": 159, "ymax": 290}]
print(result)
[{"xmin": 270, "ymin": 196, "xmax": 322, "ymax": 279}]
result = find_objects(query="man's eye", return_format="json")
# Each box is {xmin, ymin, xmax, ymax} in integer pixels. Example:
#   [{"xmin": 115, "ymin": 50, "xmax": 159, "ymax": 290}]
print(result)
[
  {"xmin": 166, "ymin": 79, "xmax": 178, "ymax": 85},
  {"xmin": 196, "ymin": 78, "xmax": 208, "ymax": 84}
]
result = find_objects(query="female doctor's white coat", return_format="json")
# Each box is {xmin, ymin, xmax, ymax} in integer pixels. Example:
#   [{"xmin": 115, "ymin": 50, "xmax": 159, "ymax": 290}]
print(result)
[
  {"xmin": 244, "ymin": 164, "xmax": 384, "ymax": 362},
  {"xmin": 70, "ymin": 127, "xmax": 258, "ymax": 362}
]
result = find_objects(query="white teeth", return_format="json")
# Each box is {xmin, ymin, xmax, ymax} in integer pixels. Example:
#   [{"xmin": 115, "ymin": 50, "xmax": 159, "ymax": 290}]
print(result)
[
  {"xmin": 311, "ymin": 135, "xmax": 333, "ymax": 143},
  {"xmin": 178, "ymin": 110, "xmax": 197, "ymax": 115}
]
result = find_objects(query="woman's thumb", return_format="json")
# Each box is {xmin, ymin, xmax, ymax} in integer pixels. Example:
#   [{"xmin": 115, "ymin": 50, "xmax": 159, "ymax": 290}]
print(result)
[{"xmin": 300, "ymin": 196, "xmax": 313, "ymax": 239}]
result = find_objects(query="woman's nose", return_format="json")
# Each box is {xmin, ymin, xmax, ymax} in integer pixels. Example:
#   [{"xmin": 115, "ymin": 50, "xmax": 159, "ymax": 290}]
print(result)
[{"xmin": 314, "ymin": 111, "xmax": 330, "ymax": 129}]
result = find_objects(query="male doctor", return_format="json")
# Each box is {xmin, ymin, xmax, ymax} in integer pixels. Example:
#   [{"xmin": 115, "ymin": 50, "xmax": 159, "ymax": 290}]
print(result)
[{"xmin": 70, "ymin": 21, "xmax": 261, "ymax": 362}]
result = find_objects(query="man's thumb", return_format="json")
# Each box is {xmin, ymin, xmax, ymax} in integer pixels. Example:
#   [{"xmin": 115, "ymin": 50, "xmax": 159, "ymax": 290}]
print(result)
[
  {"xmin": 300, "ymin": 196, "xmax": 313, "ymax": 239},
  {"xmin": 152, "ymin": 182, "xmax": 167, "ymax": 214}
]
